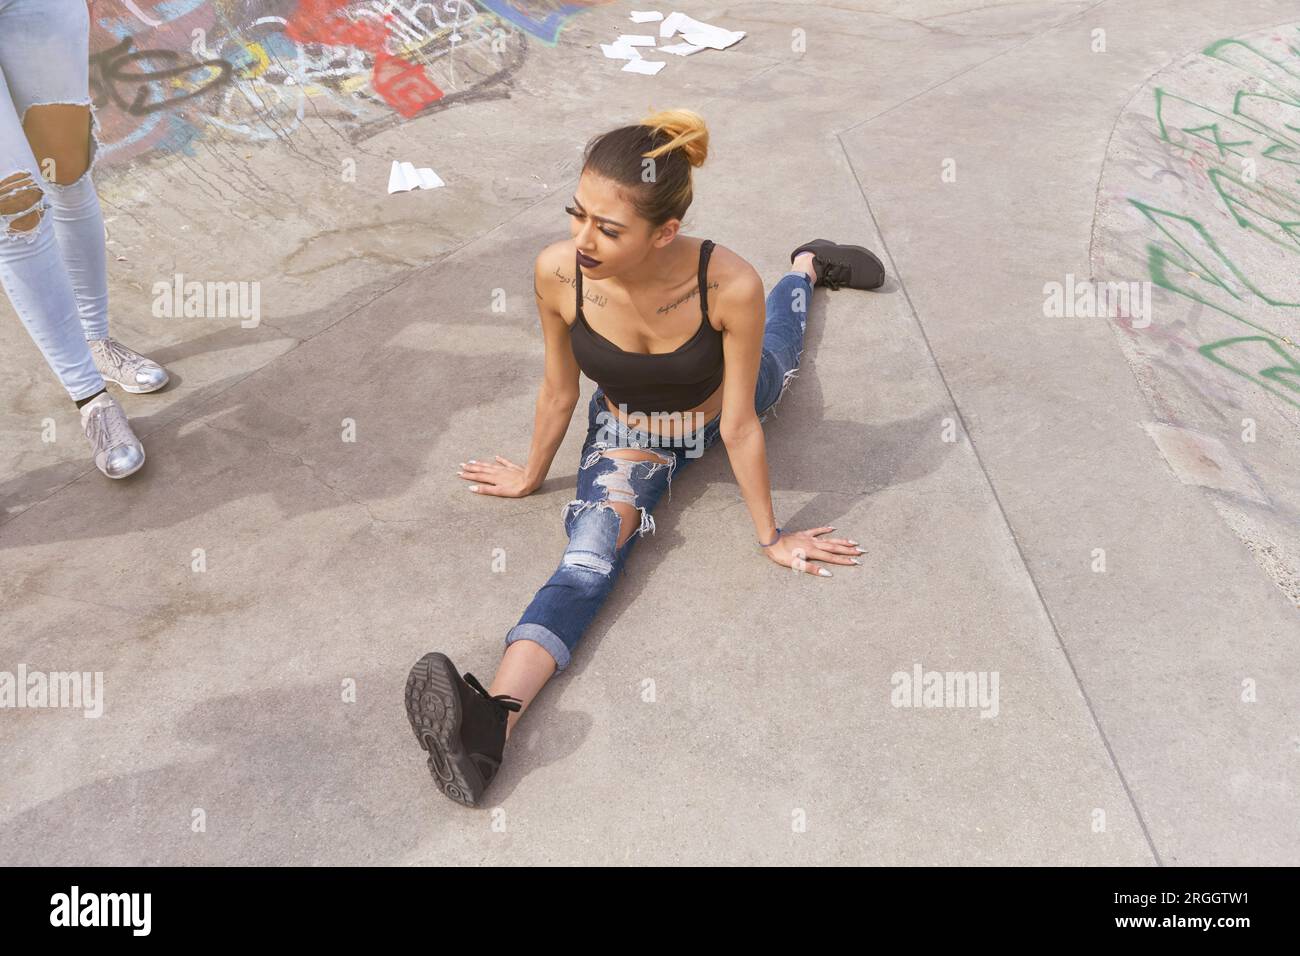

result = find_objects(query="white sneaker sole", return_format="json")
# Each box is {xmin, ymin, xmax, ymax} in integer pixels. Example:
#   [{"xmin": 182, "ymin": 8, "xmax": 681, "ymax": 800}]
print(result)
[{"xmin": 102, "ymin": 372, "xmax": 169, "ymax": 394}]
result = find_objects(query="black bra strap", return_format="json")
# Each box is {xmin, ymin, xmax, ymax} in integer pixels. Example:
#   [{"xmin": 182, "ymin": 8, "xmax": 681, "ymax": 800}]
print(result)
[
  {"xmin": 575, "ymin": 250, "xmax": 583, "ymax": 315},
  {"xmin": 698, "ymin": 239, "xmax": 714, "ymax": 321}
]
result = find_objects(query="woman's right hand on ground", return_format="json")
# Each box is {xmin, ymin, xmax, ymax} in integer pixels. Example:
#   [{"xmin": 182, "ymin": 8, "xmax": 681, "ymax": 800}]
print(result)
[{"xmin": 458, "ymin": 456, "xmax": 536, "ymax": 498}]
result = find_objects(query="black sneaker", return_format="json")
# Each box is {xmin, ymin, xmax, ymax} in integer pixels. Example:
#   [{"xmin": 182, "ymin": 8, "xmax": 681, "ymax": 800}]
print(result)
[
  {"xmin": 790, "ymin": 239, "xmax": 885, "ymax": 290},
  {"xmin": 404, "ymin": 652, "xmax": 522, "ymax": 807}
]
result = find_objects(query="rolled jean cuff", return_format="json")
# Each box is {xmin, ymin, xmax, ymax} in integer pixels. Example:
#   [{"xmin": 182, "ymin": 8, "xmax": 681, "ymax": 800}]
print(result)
[{"xmin": 504, "ymin": 622, "xmax": 571, "ymax": 673}]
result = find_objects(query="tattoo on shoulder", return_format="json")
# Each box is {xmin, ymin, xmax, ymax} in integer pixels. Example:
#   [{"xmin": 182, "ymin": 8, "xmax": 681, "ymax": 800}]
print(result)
[{"xmin": 554, "ymin": 265, "xmax": 607, "ymax": 309}]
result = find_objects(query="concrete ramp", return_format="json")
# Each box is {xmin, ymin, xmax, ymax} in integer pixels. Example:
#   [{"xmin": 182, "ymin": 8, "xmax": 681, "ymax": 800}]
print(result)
[
  {"xmin": 1092, "ymin": 20, "xmax": 1300, "ymax": 606},
  {"xmin": 1, "ymin": 1, "xmax": 1297, "ymax": 865}
]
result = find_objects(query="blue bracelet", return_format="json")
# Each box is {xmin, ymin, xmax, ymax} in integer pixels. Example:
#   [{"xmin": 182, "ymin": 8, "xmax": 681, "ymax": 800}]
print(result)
[{"xmin": 758, "ymin": 527, "xmax": 783, "ymax": 548}]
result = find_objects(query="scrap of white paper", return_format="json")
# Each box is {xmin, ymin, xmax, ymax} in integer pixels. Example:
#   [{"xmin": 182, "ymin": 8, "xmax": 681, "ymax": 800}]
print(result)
[
  {"xmin": 388, "ymin": 160, "xmax": 445, "ymax": 193},
  {"xmin": 680, "ymin": 14, "xmax": 728, "ymax": 35},
  {"xmin": 659, "ymin": 11, "xmax": 688, "ymax": 37},
  {"xmin": 387, "ymin": 161, "xmax": 411, "ymax": 193},
  {"xmin": 601, "ymin": 40, "xmax": 642, "ymax": 59},
  {"xmin": 622, "ymin": 58, "xmax": 667, "ymax": 75},
  {"xmin": 682, "ymin": 29, "xmax": 745, "ymax": 50},
  {"xmin": 415, "ymin": 167, "xmax": 443, "ymax": 189},
  {"xmin": 660, "ymin": 41, "xmax": 706, "ymax": 56},
  {"xmin": 660, "ymin": 12, "xmax": 741, "ymax": 44},
  {"xmin": 608, "ymin": 10, "xmax": 744, "ymax": 73}
]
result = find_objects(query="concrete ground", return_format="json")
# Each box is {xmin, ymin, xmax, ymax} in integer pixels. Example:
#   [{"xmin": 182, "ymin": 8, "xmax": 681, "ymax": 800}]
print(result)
[{"xmin": 2, "ymin": 0, "xmax": 1298, "ymax": 865}]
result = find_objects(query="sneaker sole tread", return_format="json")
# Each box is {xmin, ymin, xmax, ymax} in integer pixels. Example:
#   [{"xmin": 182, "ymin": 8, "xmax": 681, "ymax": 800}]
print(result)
[{"xmin": 404, "ymin": 652, "xmax": 488, "ymax": 808}]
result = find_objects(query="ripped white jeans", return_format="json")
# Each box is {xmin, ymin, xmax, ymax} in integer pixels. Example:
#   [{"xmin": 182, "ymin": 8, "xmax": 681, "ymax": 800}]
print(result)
[{"xmin": 0, "ymin": 0, "xmax": 109, "ymax": 400}]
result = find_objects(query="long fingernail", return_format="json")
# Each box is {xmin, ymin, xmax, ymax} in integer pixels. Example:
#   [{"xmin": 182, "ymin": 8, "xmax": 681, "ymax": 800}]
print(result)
[
  {"xmin": 819, "ymin": 568, "xmax": 831, "ymax": 577},
  {"xmin": 848, "ymin": 539, "xmax": 859, "ymax": 545},
  {"xmin": 851, "ymin": 558, "xmax": 860, "ymax": 565}
]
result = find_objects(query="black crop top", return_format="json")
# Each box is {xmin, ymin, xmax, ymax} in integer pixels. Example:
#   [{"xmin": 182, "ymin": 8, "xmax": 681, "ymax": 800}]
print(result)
[{"xmin": 569, "ymin": 239, "xmax": 724, "ymax": 415}]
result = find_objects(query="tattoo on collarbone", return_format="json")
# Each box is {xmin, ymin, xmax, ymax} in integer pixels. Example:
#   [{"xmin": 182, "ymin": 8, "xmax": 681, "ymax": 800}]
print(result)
[
  {"xmin": 553, "ymin": 265, "xmax": 719, "ymax": 319},
  {"xmin": 658, "ymin": 279, "xmax": 720, "ymax": 315}
]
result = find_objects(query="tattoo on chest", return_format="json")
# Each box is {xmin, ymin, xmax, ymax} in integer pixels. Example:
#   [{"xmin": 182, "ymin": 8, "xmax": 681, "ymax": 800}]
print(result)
[
  {"xmin": 553, "ymin": 266, "xmax": 720, "ymax": 318},
  {"xmin": 657, "ymin": 279, "xmax": 720, "ymax": 315}
]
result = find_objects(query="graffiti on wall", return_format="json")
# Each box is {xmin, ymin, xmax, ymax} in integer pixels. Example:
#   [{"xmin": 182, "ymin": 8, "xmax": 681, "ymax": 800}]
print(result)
[
  {"xmin": 476, "ymin": 0, "xmax": 613, "ymax": 44},
  {"xmin": 88, "ymin": 0, "xmax": 615, "ymax": 167},
  {"xmin": 1122, "ymin": 27, "xmax": 1300, "ymax": 410}
]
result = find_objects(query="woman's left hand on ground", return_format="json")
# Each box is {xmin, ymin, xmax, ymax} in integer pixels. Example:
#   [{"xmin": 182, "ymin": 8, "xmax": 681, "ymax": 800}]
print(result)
[{"xmin": 762, "ymin": 526, "xmax": 864, "ymax": 577}]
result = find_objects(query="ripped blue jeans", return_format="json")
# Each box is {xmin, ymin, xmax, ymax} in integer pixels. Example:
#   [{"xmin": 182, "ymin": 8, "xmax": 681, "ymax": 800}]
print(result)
[
  {"xmin": 0, "ymin": 0, "xmax": 109, "ymax": 401},
  {"xmin": 504, "ymin": 269, "xmax": 814, "ymax": 671}
]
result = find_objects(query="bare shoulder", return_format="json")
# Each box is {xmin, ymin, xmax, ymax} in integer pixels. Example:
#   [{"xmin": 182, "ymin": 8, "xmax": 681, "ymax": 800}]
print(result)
[
  {"xmin": 535, "ymin": 238, "xmax": 579, "ymax": 319},
  {"xmin": 707, "ymin": 242, "xmax": 765, "ymax": 330}
]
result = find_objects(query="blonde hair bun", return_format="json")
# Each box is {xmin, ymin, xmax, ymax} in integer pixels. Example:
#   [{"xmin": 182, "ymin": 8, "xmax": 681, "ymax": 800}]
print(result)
[{"xmin": 640, "ymin": 107, "xmax": 709, "ymax": 168}]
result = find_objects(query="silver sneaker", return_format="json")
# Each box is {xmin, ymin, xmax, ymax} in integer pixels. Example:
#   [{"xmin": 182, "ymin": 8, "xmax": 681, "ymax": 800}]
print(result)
[
  {"xmin": 80, "ymin": 392, "xmax": 146, "ymax": 479},
  {"xmin": 89, "ymin": 337, "xmax": 169, "ymax": 393}
]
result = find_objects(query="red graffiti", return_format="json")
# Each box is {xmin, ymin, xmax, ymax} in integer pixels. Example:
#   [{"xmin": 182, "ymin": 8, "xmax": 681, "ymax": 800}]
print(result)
[
  {"xmin": 372, "ymin": 50, "xmax": 443, "ymax": 119},
  {"xmin": 285, "ymin": 0, "xmax": 442, "ymax": 118}
]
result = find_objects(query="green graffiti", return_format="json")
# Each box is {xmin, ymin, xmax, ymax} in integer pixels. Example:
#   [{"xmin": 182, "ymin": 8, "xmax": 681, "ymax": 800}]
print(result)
[
  {"xmin": 1126, "ymin": 30, "xmax": 1300, "ymax": 413},
  {"xmin": 1201, "ymin": 35, "xmax": 1300, "ymax": 104},
  {"xmin": 1232, "ymin": 90, "xmax": 1300, "ymax": 152},
  {"xmin": 1131, "ymin": 200, "xmax": 1297, "ymax": 327},
  {"xmin": 1185, "ymin": 123, "xmax": 1251, "ymax": 157},
  {"xmin": 1206, "ymin": 168, "xmax": 1300, "ymax": 253},
  {"xmin": 1199, "ymin": 336, "xmax": 1300, "ymax": 409},
  {"xmin": 1153, "ymin": 87, "xmax": 1284, "ymax": 155}
]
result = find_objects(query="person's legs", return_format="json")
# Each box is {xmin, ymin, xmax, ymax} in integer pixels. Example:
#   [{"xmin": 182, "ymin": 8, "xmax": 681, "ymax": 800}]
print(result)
[
  {"xmin": 0, "ymin": 0, "xmax": 167, "ymax": 395},
  {"xmin": 0, "ymin": 0, "xmax": 106, "ymax": 340},
  {"xmin": 754, "ymin": 264, "xmax": 816, "ymax": 421},
  {"xmin": 488, "ymin": 259, "xmax": 817, "ymax": 728},
  {"xmin": 0, "ymin": 0, "xmax": 150, "ymax": 479},
  {"xmin": 486, "ymin": 262, "xmax": 815, "ymax": 737},
  {"xmin": 26, "ymin": 102, "xmax": 108, "ymax": 341},
  {"xmin": 492, "ymin": 389, "xmax": 719, "ymax": 737},
  {"xmin": 488, "ymin": 639, "xmax": 558, "ymax": 740},
  {"xmin": 0, "ymin": 64, "xmax": 104, "ymax": 401}
]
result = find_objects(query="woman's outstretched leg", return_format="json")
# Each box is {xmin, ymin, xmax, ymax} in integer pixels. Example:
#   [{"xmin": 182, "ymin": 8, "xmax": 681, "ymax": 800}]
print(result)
[
  {"xmin": 791, "ymin": 251, "xmax": 818, "ymax": 282},
  {"xmin": 754, "ymin": 267, "xmax": 815, "ymax": 420},
  {"xmin": 492, "ymin": 444, "xmax": 683, "ymax": 737},
  {"xmin": 755, "ymin": 242, "xmax": 886, "ymax": 420},
  {"xmin": 488, "ymin": 640, "xmax": 557, "ymax": 740},
  {"xmin": 406, "ymin": 430, "xmax": 698, "ymax": 808}
]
